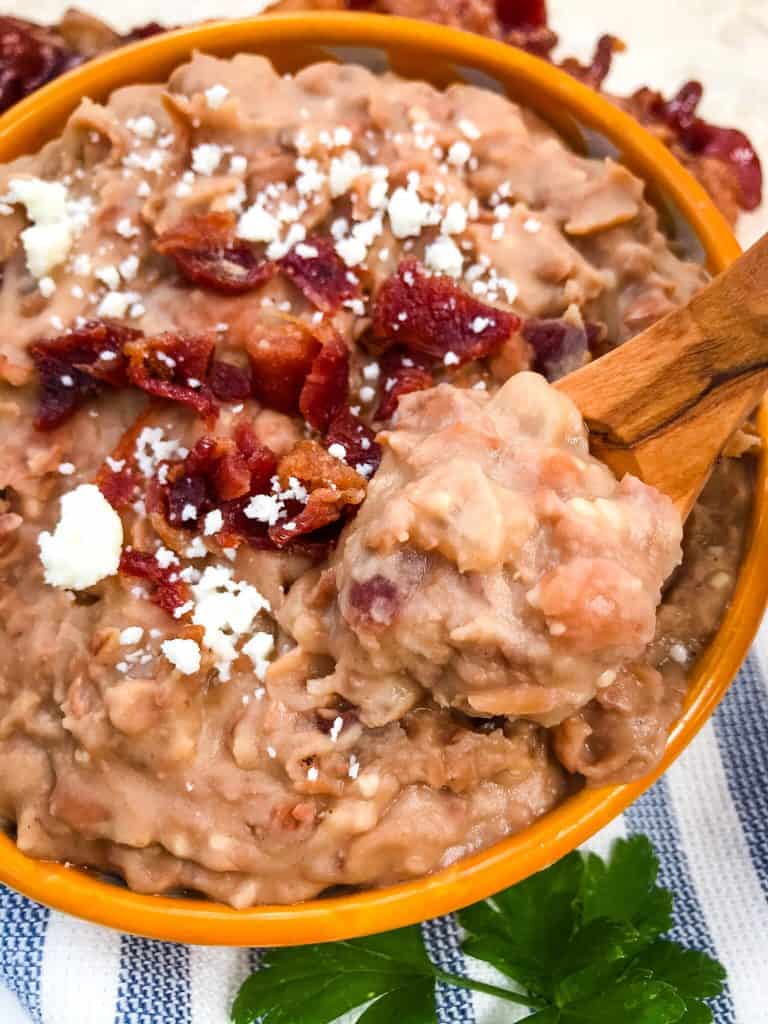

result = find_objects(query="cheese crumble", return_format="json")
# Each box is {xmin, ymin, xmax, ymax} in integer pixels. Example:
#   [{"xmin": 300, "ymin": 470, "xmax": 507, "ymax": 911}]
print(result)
[{"xmin": 38, "ymin": 484, "xmax": 123, "ymax": 591}]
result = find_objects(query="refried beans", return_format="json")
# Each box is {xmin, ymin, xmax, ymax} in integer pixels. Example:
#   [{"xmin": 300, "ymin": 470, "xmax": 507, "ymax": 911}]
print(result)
[{"xmin": 0, "ymin": 54, "xmax": 755, "ymax": 906}]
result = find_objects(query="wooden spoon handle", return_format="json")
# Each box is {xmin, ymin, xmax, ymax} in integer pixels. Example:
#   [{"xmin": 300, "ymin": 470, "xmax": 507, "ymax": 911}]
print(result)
[{"xmin": 558, "ymin": 232, "xmax": 768, "ymax": 516}]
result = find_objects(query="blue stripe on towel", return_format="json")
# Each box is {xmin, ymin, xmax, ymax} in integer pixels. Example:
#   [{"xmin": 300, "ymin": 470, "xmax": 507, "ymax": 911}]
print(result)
[
  {"xmin": 114, "ymin": 936, "xmax": 191, "ymax": 1024},
  {"xmin": 713, "ymin": 658, "xmax": 768, "ymax": 895},
  {"xmin": 627, "ymin": 779, "xmax": 735, "ymax": 1023},
  {"xmin": 422, "ymin": 914, "xmax": 475, "ymax": 1024},
  {"xmin": 0, "ymin": 886, "xmax": 49, "ymax": 1024}
]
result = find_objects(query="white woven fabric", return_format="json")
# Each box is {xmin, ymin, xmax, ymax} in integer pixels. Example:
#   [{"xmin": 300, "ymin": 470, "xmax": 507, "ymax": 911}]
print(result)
[{"xmin": 1, "ymin": 2, "xmax": 767, "ymax": 1021}]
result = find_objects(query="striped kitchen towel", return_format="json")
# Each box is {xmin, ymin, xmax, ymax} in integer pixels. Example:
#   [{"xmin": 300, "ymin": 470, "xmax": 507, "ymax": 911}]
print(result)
[{"xmin": 1, "ymin": 622, "xmax": 767, "ymax": 1024}]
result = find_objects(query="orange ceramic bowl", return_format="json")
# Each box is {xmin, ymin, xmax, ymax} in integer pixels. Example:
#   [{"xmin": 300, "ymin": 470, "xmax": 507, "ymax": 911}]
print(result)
[{"xmin": 0, "ymin": 12, "xmax": 766, "ymax": 947}]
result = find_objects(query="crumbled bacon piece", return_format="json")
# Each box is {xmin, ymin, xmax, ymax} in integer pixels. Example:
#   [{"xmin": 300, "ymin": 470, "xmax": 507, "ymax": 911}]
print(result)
[
  {"xmin": 372, "ymin": 260, "xmax": 520, "ymax": 367},
  {"xmin": 522, "ymin": 318, "xmax": 598, "ymax": 382},
  {"xmin": 154, "ymin": 212, "xmax": 275, "ymax": 295},
  {"xmin": 98, "ymin": 463, "xmax": 139, "ymax": 508},
  {"xmin": 326, "ymin": 408, "xmax": 382, "ymax": 477},
  {"xmin": 0, "ymin": 16, "xmax": 80, "ymax": 115},
  {"xmin": 279, "ymin": 236, "xmax": 360, "ymax": 312},
  {"xmin": 621, "ymin": 81, "xmax": 762, "ymax": 214},
  {"xmin": 299, "ymin": 331, "xmax": 349, "ymax": 431},
  {"xmin": 166, "ymin": 474, "xmax": 208, "ymax": 527},
  {"xmin": 119, "ymin": 549, "xmax": 189, "ymax": 616},
  {"xmin": 375, "ymin": 349, "xmax": 433, "ymax": 422},
  {"xmin": 559, "ymin": 34, "xmax": 623, "ymax": 90},
  {"xmin": 29, "ymin": 320, "xmax": 139, "ymax": 430},
  {"xmin": 247, "ymin": 317, "xmax": 321, "ymax": 415},
  {"xmin": 170, "ymin": 425, "xmax": 278, "ymax": 516},
  {"xmin": 269, "ymin": 439, "xmax": 367, "ymax": 548},
  {"xmin": 496, "ymin": 0, "xmax": 557, "ymax": 57},
  {"xmin": 124, "ymin": 332, "xmax": 217, "ymax": 419},
  {"xmin": 208, "ymin": 359, "xmax": 252, "ymax": 402}
]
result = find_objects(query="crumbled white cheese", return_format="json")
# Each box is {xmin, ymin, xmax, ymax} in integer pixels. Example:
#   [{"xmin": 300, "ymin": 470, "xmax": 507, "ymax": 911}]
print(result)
[
  {"xmin": 181, "ymin": 503, "xmax": 198, "ymax": 522},
  {"xmin": 229, "ymin": 154, "xmax": 247, "ymax": 175},
  {"xmin": 38, "ymin": 484, "xmax": 123, "ymax": 591},
  {"xmin": 266, "ymin": 222, "xmax": 306, "ymax": 261},
  {"xmin": 204, "ymin": 509, "xmax": 223, "ymax": 536},
  {"xmin": 458, "ymin": 118, "xmax": 481, "ymax": 140},
  {"xmin": 38, "ymin": 276, "xmax": 56, "ymax": 298},
  {"xmin": 190, "ymin": 566, "xmax": 271, "ymax": 681},
  {"xmin": 447, "ymin": 140, "xmax": 471, "ymax": 167},
  {"xmin": 97, "ymin": 290, "xmax": 141, "ymax": 318},
  {"xmin": 96, "ymin": 265, "xmax": 121, "ymax": 290},
  {"xmin": 335, "ymin": 235, "xmax": 367, "ymax": 268},
  {"xmin": 126, "ymin": 116, "xmax": 157, "ymax": 140},
  {"xmin": 161, "ymin": 637, "xmax": 201, "ymax": 675},
  {"xmin": 368, "ymin": 178, "xmax": 389, "ymax": 209},
  {"xmin": 441, "ymin": 202, "xmax": 467, "ymax": 236},
  {"xmin": 242, "ymin": 631, "xmax": 274, "ymax": 681},
  {"xmin": 387, "ymin": 186, "xmax": 436, "ymax": 239},
  {"xmin": 119, "ymin": 254, "xmax": 139, "ymax": 281},
  {"xmin": 8, "ymin": 177, "xmax": 93, "ymax": 278},
  {"xmin": 134, "ymin": 427, "xmax": 188, "ymax": 478},
  {"xmin": 236, "ymin": 203, "xmax": 277, "ymax": 243},
  {"xmin": 115, "ymin": 217, "xmax": 139, "ymax": 239},
  {"xmin": 57, "ymin": 462, "xmax": 75, "ymax": 475},
  {"xmin": 328, "ymin": 443, "xmax": 347, "ymax": 460},
  {"xmin": 425, "ymin": 235, "xmax": 463, "ymax": 278},
  {"xmin": 120, "ymin": 626, "xmax": 144, "ymax": 645},
  {"xmin": 191, "ymin": 143, "xmax": 223, "ymax": 176},
  {"xmin": 523, "ymin": 216, "xmax": 542, "ymax": 234},
  {"xmin": 205, "ymin": 84, "xmax": 230, "ymax": 109},
  {"xmin": 329, "ymin": 150, "xmax": 362, "ymax": 197},
  {"xmin": 295, "ymin": 157, "xmax": 326, "ymax": 196},
  {"xmin": 244, "ymin": 493, "xmax": 283, "ymax": 526},
  {"xmin": 443, "ymin": 351, "xmax": 460, "ymax": 366}
]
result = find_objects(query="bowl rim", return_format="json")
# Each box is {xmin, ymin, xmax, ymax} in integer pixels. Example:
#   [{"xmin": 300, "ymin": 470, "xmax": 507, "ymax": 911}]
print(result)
[{"xmin": 0, "ymin": 10, "xmax": 765, "ymax": 947}]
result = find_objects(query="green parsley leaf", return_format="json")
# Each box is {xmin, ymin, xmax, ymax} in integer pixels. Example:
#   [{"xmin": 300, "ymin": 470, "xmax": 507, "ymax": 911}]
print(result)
[
  {"xmin": 230, "ymin": 835, "xmax": 727, "ymax": 1024},
  {"xmin": 631, "ymin": 941, "xmax": 726, "ymax": 1000},
  {"xmin": 526, "ymin": 976, "xmax": 686, "ymax": 1024},
  {"xmin": 230, "ymin": 927, "xmax": 438, "ymax": 1024},
  {"xmin": 580, "ymin": 836, "xmax": 673, "ymax": 942},
  {"xmin": 459, "ymin": 851, "xmax": 584, "ymax": 997}
]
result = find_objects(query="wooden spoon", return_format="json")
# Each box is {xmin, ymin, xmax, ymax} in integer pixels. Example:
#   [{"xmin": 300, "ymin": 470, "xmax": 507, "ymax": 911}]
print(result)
[{"xmin": 557, "ymin": 232, "xmax": 768, "ymax": 518}]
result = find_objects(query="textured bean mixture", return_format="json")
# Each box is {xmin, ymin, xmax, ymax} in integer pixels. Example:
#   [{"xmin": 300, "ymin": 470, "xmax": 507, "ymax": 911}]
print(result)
[{"xmin": 0, "ymin": 56, "xmax": 754, "ymax": 906}]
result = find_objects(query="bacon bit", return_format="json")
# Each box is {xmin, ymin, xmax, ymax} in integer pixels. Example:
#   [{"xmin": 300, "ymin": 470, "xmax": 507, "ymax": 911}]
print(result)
[
  {"xmin": 29, "ymin": 320, "xmax": 139, "ymax": 430},
  {"xmin": 347, "ymin": 575, "xmax": 399, "ymax": 629},
  {"xmin": 522, "ymin": 318, "xmax": 598, "ymax": 382},
  {"xmin": 0, "ymin": 17, "xmax": 80, "ymax": 115},
  {"xmin": 326, "ymin": 408, "xmax": 382, "ymax": 476},
  {"xmin": 496, "ymin": 0, "xmax": 557, "ymax": 57},
  {"xmin": 559, "ymin": 34, "xmax": 624, "ymax": 90},
  {"xmin": 372, "ymin": 260, "xmax": 520, "ymax": 367},
  {"xmin": 375, "ymin": 349, "xmax": 433, "ymax": 422},
  {"xmin": 280, "ymin": 236, "xmax": 360, "ymax": 313},
  {"xmin": 98, "ymin": 463, "xmax": 139, "ymax": 508},
  {"xmin": 124, "ymin": 332, "xmax": 217, "ymax": 419},
  {"xmin": 166, "ymin": 474, "xmax": 208, "ymax": 527},
  {"xmin": 623, "ymin": 81, "xmax": 763, "ymax": 213},
  {"xmin": 246, "ymin": 317, "xmax": 321, "ymax": 415},
  {"xmin": 208, "ymin": 359, "xmax": 252, "ymax": 402},
  {"xmin": 119, "ymin": 549, "xmax": 189, "ymax": 616},
  {"xmin": 154, "ymin": 212, "xmax": 275, "ymax": 295},
  {"xmin": 299, "ymin": 331, "xmax": 349, "ymax": 432},
  {"xmin": 269, "ymin": 439, "xmax": 366, "ymax": 548}
]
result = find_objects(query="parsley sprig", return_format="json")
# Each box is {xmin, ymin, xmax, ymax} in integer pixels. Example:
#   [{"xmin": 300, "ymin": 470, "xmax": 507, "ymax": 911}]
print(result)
[{"xmin": 231, "ymin": 836, "xmax": 725, "ymax": 1024}]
